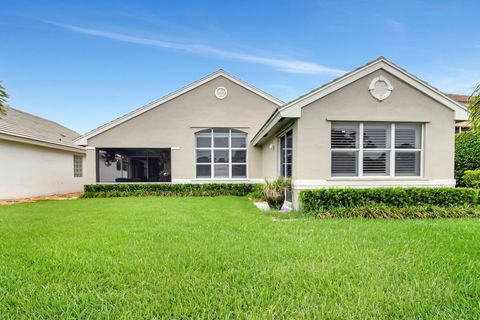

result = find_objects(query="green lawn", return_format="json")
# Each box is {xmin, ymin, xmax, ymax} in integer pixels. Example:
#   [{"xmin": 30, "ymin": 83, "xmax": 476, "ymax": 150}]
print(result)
[{"xmin": 0, "ymin": 197, "xmax": 479, "ymax": 319}]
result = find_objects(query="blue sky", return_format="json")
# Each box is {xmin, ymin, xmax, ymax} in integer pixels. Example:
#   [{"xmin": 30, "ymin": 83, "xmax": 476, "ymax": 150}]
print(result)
[{"xmin": 1, "ymin": 0, "xmax": 479, "ymax": 133}]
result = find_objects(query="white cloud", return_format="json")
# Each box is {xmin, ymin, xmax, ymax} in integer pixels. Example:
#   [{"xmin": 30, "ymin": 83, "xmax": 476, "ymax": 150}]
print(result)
[
  {"xmin": 46, "ymin": 22, "xmax": 347, "ymax": 76},
  {"xmin": 426, "ymin": 69, "xmax": 480, "ymax": 95},
  {"xmin": 383, "ymin": 18, "xmax": 405, "ymax": 34},
  {"xmin": 265, "ymin": 84, "xmax": 304, "ymax": 101}
]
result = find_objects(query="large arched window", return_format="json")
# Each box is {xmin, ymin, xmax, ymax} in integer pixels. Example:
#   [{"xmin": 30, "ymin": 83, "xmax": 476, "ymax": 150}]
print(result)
[{"xmin": 195, "ymin": 128, "xmax": 247, "ymax": 179}]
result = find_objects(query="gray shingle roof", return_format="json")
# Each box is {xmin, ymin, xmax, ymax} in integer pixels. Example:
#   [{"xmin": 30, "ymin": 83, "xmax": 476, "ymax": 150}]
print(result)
[{"xmin": 0, "ymin": 107, "xmax": 80, "ymax": 147}]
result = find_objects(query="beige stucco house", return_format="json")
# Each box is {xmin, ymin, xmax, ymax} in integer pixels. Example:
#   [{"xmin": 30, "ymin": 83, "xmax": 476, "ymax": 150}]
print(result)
[
  {"xmin": 0, "ymin": 108, "xmax": 86, "ymax": 199},
  {"xmin": 74, "ymin": 57, "xmax": 469, "ymax": 209}
]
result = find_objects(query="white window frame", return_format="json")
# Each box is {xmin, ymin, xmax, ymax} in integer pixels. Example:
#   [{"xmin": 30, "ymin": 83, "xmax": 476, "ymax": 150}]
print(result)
[
  {"xmin": 73, "ymin": 155, "xmax": 83, "ymax": 178},
  {"xmin": 195, "ymin": 129, "xmax": 248, "ymax": 180},
  {"xmin": 331, "ymin": 122, "xmax": 423, "ymax": 178},
  {"xmin": 278, "ymin": 129, "xmax": 293, "ymax": 178}
]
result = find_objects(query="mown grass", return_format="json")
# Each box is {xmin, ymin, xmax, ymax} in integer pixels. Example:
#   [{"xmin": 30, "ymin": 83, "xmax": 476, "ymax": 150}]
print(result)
[{"xmin": 0, "ymin": 196, "xmax": 479, "ymax": 319}]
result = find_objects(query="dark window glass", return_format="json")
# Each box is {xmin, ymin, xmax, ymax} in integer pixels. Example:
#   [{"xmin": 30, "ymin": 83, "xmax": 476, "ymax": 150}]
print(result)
[
  {"xmin": 331, "ymin": 151, "xmax": 358, "ymax": 176},
  {"xmin": 231, "ymin": 150, "xmax": 246, "ymax": 163},
  {"xmin": 280, "ymin": 130, "xmax": 293, "ymax": 178},
  {"xmin": 214, "ymin": 150, "xmax": 229, "ymax": 163},
  {"xmin": 196, "ymin": 150, "xmax": 211, "ymax": 163},
  {"xmin": 196, "ymin": 165, "xmax": 211, "ymax": 178},
  {"xmin": 232, "ymin": 165, "xmax": 247, "ymax": 178},
  {"xmin": 213, "ymin": 129, "xmax": 229, "ymax": 148},
  {"xmin": 196, "ymin": 130, "xmax": 211, "ymax": 148},
  {"xmin": 395, "ymin": 151, "xmax": 420, "ymax": 176},
  {"xmin": 231, "ymin": 131, "xmax": 247, "ymax": 148}
]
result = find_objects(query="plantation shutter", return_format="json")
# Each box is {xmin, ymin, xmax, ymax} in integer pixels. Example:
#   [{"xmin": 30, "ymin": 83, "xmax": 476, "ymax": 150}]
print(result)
[
  {"xmin": 331, "ymin": 123, "xmax": 358, "ymax": 148},
  {"xmin": 362, "ymin": 124, "xmax": 390, "ymax": 176},
  {"xmin": 395, "ymin": 123, "xmax": 421, "ymax": 149},
  {"xmin": 331, "ymin": 151, "xmax": 358, "ymax": 176},
  {"xmin": 331, "ymin": 123, "xmax": 359, "ymax": 176},
  {"xmin": 395, "ymin": 123, "xmax": 421, "ymax": 176}
]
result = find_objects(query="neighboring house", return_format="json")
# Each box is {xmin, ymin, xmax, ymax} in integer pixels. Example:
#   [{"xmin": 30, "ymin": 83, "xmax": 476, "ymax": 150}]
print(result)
[
  {"xmin": 75, "ymin": 57, "xmax": 469, "ymax": 209},
  {"xmin": 446, "ymin": 94, "xmax": 471, "ymax": 133},
  {"xmin": 0, "ymin": 107, "xmax": 86, "ymax": 199}
]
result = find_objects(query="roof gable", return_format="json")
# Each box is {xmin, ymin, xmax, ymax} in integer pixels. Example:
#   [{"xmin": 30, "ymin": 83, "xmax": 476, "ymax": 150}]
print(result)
[
  {"xmin": 75, "ymin": 70, "xmax": 283, "ymax": 145},
  {"xmin": 252, "ymin": 57, "xmax": 469, "ymax": 146},
  {"xmin": 279, "ymin": 57, "xmax": 468, "ymax": 119}
]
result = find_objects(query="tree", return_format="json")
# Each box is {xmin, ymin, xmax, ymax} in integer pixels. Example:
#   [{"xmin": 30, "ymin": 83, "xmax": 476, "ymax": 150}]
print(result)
[
  {"xmin": 0, "ymin": 81, "xmax": 8, "ymax": 116},
  {"xmin": 469, "ymin": 84, "xmax": 480, "ymax": 131}
]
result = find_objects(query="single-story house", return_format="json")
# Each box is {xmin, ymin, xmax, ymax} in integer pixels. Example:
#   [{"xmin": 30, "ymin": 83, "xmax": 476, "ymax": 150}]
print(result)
[
  {"xmin": 74, "ymin": 57, "xmax": 469, "ymax": 209},
  {"xmin": 0, "ymin": 107, "xmax": 86, "ymax": 199}
]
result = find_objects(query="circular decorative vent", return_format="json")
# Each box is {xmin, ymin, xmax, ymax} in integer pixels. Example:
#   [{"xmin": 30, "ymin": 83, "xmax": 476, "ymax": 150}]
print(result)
[
  {"xmin": 215, "ymin": 87, "xmax": 228, "ymax": 99},
  {"xmin": 369, "ymin": 76, "xmax": 393, "ymax": 101}
]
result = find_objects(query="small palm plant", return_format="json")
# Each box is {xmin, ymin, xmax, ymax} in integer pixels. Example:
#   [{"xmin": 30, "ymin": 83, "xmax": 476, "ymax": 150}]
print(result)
[
  {"xmin": 0, "ymin": 81, "xmax": 9, "ymax": 116},
  {"xmin": 262, "ymin": 177, "xmax": 292, "ymax": 210},
  {"xmin": 469, "ymin": 84, "xmax": 480, "ymax": 131}
]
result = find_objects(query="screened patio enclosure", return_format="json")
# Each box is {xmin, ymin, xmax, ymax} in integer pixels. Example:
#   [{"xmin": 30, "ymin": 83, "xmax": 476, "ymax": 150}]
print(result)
[{"xmin": 96, "ymin": 148, "xmax": 171, "ymax": 183}]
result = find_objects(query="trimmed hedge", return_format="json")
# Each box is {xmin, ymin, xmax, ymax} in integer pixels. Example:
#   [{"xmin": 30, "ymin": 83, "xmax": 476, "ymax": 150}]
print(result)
[
  {"xmin": 300, "ymin": 187, "xmax": 479, "ymax": 212},
  {"xmin": 83, "ymin": 183, "xmax": 260, "ymax": 198},
  {"xmin": 455, "ymin": 131, "xmax": 480, "ymax": 186},
  {"xmin": 463, "ymin": 170, "xmax": 480, "ymax": 189},
  {"xmin": 318, "ymin": 204, "xmax": 480, "ymax": 219}
]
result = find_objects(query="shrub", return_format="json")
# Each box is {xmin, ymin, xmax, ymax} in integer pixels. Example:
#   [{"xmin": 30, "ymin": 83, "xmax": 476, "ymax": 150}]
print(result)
[
  {"xmin": 318, "ymin": 204, "xmax": 480, "ymax": 219},
  {"xmin": 463, "ymin": 170, "xmax": 480, "ymax": 188},
  {"xmin": 83, "ymin": 183, "xmax": 260, "ymax": 198},
  {"xmin": 455, "ymin": 131, "xmax": 480, "ymax": 186},
  {"xmin": 247, "ymin": 184, "xmax": 265, "ymax": 201},
  {"xmin": 300, "ymin": 187, "xmax": 479, "ymax": 212}
]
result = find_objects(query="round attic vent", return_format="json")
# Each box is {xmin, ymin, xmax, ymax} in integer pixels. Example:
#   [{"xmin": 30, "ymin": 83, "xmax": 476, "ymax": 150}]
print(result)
[
  {"xmin": 215, "ymin": 87, "xmax": 228, "ymax": 99},
  {"xmin": 369, "ymin": 75, "xmax": 393, "ymax": 101}
]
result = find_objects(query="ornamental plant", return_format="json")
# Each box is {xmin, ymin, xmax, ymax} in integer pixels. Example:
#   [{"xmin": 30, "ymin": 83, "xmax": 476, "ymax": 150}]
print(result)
[{"xmin": 262, "ymin": 177, "xmax": 292, "ymax": 210}]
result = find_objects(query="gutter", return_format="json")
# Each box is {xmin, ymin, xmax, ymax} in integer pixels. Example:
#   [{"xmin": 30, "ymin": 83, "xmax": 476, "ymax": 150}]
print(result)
[{"xmin": 0, "ymin": 131, "xmax": 86, "ymax": 153}]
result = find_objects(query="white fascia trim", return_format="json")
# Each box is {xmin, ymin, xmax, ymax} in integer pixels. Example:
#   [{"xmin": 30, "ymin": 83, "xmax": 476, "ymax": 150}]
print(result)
[
  {"xmin": 0, "ymin": 131, "xmax": 86, "ymax": 153},
  {"xmin": 172, "ymin": 178, "xmax": 264, "ymax": 184},
  {"xmin": 251, "ymin": 111, "xmax": 282, "ymax": 146},
  {"xmin": 74, "ymin": 70, "xmax": 284, "ymax": 146},
  {"xmin": 279, "ymin": 59, "xmax": 469, "ymax": 121},
  {"xmin": 251, "ymin": 109, "xmax": 300, "ymax": 146},
  {"xmin": 292, "ymin": 179, "xmax": 456, "ymax": 189}
]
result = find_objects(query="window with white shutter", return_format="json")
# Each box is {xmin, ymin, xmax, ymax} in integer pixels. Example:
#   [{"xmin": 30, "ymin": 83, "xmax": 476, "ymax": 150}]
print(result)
[
  {"xmin": 331, "ymin": 123, "xmax": 359, "ymax": 176},
  {"xmin": 331, "ymin": 122, "xmax": 422, "ymax": 177},
  {"xmin": 394, "ymin": 123, "xmax": 422, "ymax": 176}
]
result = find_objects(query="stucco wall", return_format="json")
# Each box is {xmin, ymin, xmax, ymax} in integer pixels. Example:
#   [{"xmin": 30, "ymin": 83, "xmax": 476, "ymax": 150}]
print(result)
[
  {"xmin": 0, "ymin": 139, "xmax": 86, "ymax": 199},
  {"xmin": 86, "ymin": 76, "xmax": 278, "ymax": 181},
  {"xmin": 261, "ymin": 136, "xmax": 278, "ymax": 179},
  {"xmin": 295, "ymin": 69, "xmax": 455, "ymax": 182}
]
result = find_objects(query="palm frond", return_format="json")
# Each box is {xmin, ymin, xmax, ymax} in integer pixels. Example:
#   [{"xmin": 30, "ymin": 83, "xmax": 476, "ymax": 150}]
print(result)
[
  {"xmin": 0, "ymin": 81, "xmax": 9, "ymax": 116},
  {"xmin": 469, "ymin": 84, "xmax": 480, "ymax": 131}
]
